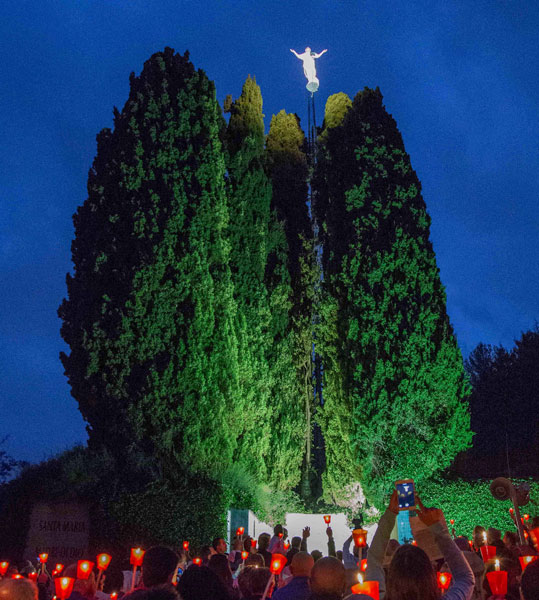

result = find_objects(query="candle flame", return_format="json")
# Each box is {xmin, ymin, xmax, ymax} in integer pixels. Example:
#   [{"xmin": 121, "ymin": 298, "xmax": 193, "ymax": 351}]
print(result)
[
  {"xmin": 357, "ymin": 573, "xmax": 363, "ymax": 584},
  {"xmin": 482, "ymin": 532, "xmax": 487, "ymax": 543},
  {"xmin": 495, "ymin": 559, "xmax": 500, "ymax": 571}
]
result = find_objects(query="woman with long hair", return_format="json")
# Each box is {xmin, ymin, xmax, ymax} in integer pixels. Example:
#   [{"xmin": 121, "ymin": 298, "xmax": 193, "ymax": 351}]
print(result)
[{"xmin": 366, "ymin": 490, "xmax": 474, "ymax": 600}]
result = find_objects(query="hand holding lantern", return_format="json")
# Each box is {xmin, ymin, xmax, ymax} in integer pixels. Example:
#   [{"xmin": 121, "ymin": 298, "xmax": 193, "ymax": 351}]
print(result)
[
  {"xmin": 130, "ymin": 548, "xmax": 145, "ymax": 592},
  {"xmin": 437, "ymin": 572, "xmax": 452, "ymax": 592},
  {"xmin": 261, "ymin": 554, "xmax": 286, "ymax": 600},
  {"xmin": 241, "ymin": 551, "xmax": 249, "ymax": 560},
  {"xmin": 353, "ymin": 529, "xmax": 367, "ymax": 547}
]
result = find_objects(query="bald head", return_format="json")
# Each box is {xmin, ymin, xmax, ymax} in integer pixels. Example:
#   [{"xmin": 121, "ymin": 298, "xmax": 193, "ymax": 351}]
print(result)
[
  {"xmin": 290, "ymin": 552, "xmax": 314, "ymax": 577},
  {"xmin": 310, "ymin": 556, "xmax": 345, "ymax": 596}
]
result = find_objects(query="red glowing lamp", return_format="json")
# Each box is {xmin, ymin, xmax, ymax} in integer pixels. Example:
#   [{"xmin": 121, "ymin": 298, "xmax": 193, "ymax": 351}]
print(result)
[
  {"xmin": 360, "ymin": 559, "xmax": 368, "ymax": 571},
  {"xmin": 524, "ymin": 514, "xmax": 530, "ymax": 521},
  {"xmin": 353, "ymin": 529, "xmax": 367, "ymax": 548},
  {"xmin": 250, "ymin": 539, "xmax": 257, "ymax": 548},
  {"xmin": 182, "ymin": 541, "xmax": 189, "ymax": 551},
  {"xmin": 236, "ymin": 526, "xmax": 245, "ymax": 536},
  {"xmin": 468, "ymin": 540, "xmax": 473, "ymax": 549},
  {"xmin": 411, "ymin": 540, "xmax": 417, "ymax": 546},
  {"xmin": 449, "ymin": 519, "xmax": 455, "ymax": 525},
  {"xmin": 241, "ymin": 551, "xmax": 249, "ymax": 560},
  {"xmin": 110, "ymin": 594, "xmax": 118, "ymax": 600},
  {"xmin": 530, "ymin": 528, "xmax": 539, "ymax": 549},
  {"xmin": 479, "ymin": 546, "xmax": 496, "ymax": 562},
  {"xmin": 323, "ymin": 515, "xmax": 331, "ymax": 524},
  {"xmin": 55, "ymin": 564, "xmax": 65, "ymax": 574},
  {"xmin": 509, "ymin": 507, "xmax": 514, "ymax": 515},
  {"xmin": 278, "ymin": 532, "xmax": 283, "ymax": 539},
  {"xmin": 27, "ymin": 572, "xmax": 38, "ymax": 582},
  {"xmin": 486, "ymin": 571, "xmax": 507, "ymax": 596},
  {"xmin": 520, "ymin": 555, "xmax": 539, "ymax": 571},
  {"xmin": 96, "ymin": 554, "xmax": 111, "ymax": 571},
  {"xmin": 437, "ymin": 572, "xmax": 452, "ymax": 591},
  {"xmin": 12, "ymin": 574, "xmax": 23, "ymax": 580},
  {"xmin": 284, "ymin": 541, "xmax": 290, "ymax": 550},
  {"xmin": 77, "ymin": 560, "xmax": 94, "ymax": 580},
  {"xmin": 55, "ymin": 576, "xmax": 75, "ymax": 600},
  {"xmin": 351, "ymin": 576, "xmax": 379, "ymax": 600},
  {"xmin": 130, "ymin": 548, "xmax": 145, "ymax": 567},
  {"xmin": 193, "ymin": 558, "xmax": 202, "ymax": 566},
  {"xmin": 269, "ymin": 554, "xmax": 287, "ymax": 575},
  {"xmin": 38, "ymin": 553, "xmax": 49, "ymax": 564},
  {"xmin": 0, "ymin": 562, "xmax": 9, "ymax": 576},
  {"xmin": 52, "ymin": 571, "xmax": 58, "ymax": 577}
]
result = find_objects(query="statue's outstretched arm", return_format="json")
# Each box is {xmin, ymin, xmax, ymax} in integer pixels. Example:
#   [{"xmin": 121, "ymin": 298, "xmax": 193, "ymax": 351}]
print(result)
[
  {"xmin": 314, "ymin": 49, "xmax": 328, "ymax": 58},
  {"xmin": 290, "ymin": 49, "xmax": 301, "ymax": 58}
]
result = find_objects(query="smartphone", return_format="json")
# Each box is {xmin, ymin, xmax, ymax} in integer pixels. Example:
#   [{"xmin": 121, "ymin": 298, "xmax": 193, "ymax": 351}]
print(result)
[{"xmin": 395, "ymin": 479, "xmax": 416, "ymax": 511}]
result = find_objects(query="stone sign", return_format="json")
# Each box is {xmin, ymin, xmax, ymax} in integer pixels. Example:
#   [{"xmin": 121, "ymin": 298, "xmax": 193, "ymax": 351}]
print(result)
[{"xmin": 24, "ymin": 502, "xmax": 89, "ymax": 565}]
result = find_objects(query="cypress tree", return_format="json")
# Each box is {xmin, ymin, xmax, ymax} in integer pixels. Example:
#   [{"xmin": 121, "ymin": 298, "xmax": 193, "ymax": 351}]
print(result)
[
  {"xmin": 266, "ymin": 110, "xmax": 316, "ymax": 497},
  {"xmin": 59, "ymin": 48, "xmax": 241, "ymax": 475},
  {"xmin": 314, "ymin": 88, "xmax": 472, "ymax": 506},
  {"xmin": 225, "ymin": 79, "xmax": 304, "ymax": 490}
]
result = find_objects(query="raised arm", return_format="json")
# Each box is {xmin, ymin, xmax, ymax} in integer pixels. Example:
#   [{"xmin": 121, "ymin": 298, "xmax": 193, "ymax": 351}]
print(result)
[
  {"xmin": 313, "ymin": 49, "xmax": 328, "ymax": 58},
  {"xmin": 290, "ymin": 49, "xmax": 301, "ymax": 59}
]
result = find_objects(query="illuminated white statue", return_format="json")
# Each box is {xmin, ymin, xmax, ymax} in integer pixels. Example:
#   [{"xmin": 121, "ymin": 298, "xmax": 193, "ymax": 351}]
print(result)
[{"xmin": 290, "ymin": 47, "xmax": 327, "ymax": 92}]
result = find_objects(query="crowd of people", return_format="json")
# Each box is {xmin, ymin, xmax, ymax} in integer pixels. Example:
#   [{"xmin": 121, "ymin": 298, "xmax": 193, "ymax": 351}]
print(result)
[{"xmin": 1, "ymin": 492, "xmax": 538, "ymax": 600}]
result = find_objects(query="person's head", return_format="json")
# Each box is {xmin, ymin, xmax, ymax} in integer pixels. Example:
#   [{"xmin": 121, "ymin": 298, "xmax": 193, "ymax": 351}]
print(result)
[
  {"xmin": 291, "ymin": 536, "xmax": 302, "ymax": 549},
  {"xmin": 504, "ymin": 531, "xmax": 518, "ymax": 547},
  {"xmin": 200, "ymin": 545, "xmax": 212, "ymax": 565},
  {"xmin": 208, "ymin": 554, "xmax": 232, "ymax": 589},
  {"xmin": 139, "ymin": 585, "xmax": 179, "ymax": 600},
  {"xmin": 473, "ymin": 525, "xmax": 486, "ymax": 546},
  {"xmin": 257, "ymin": 533, "xmax": 270, "ymax": 551},
  {"xmin": 454, "ymin": 536, "xmax": 471, "ymax": 552},
  {"xmin": 305, "ymin": 47, "xmax": 311, "ymax": 53},
  {"xmin": 176, "ymin": 565, "xmax": 229, "ymax": 600},
  {"xmin": 310, "ymin": 556, "xmax": 345, "ymax": 597},
  {"xmin": 521, "ymin": 559, "xmax": 539, "ymax": 600},
  {"xmin": 212, "ymin": 537, "xmax": 227, "ymax": 554},
  {"xmin": 232, "ymin": 536, "xmax": 243, "ymax": 551},
  {"xmin": 243, "ymin": 537, "xmax": 252, "ymax": 552},
  {"xmin": 290, "ymin": 552, "xmax": 314, "ymax": 578},
  {"xmin": 0, "ymin": 578, "xmax": 38, "ymax": 600},
  {"xmin": 141, "ymin": 546, "xmax": 179, "ymax": 587},
  {"xmin": 237, "ymin": 566, "xmax": 272, "ymax": 599},
  {"xmin": 311, "ymin": 550, "xmax": 322, "ymax": 563},
  {"xmin": 273, "ymin": 524, "xmax": 283, "ymax": 536},
  {"xmin": 385, "ymin": 544, "xmax": 438, "ymax": 600},
  {"xmin": 245, "ymin": 553, "xmax": 264, "ymax": 568},
  {"xmin": 487, "ymin": 527, "xmax": 502, "ymax": 545},
  {"xmin": 63, "ymin": 564, "xmax": 97, "ymax": 599}
]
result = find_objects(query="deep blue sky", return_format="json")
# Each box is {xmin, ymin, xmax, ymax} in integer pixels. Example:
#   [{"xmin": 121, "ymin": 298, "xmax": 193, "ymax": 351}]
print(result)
[{"xmin": 1, "ymin": 0, "xmax": 538, "ymax": 463}]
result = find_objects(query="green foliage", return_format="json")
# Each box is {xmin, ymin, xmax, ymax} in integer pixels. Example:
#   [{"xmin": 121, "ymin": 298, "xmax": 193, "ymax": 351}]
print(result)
[
  {"xmin": 320, "ymin": 93, "xmax": 352, "ymax": 139},
  {"xmin": 0, "ymin": 438, "xmax": 18, "ymax": 484},
  {"xmin": 266, "ymin": 110, "xmax": 316, "ymax": 498},
  {"xmin": 420, "ymin": 477, "xmax": 539, "ymax": 537},
  {"xmin": 59, "ymin": 48, "xmax": 242, "ymax": 476},
  {"xmin": 314, "ymin": 87, "xmax": 472, "ymax": 508}
]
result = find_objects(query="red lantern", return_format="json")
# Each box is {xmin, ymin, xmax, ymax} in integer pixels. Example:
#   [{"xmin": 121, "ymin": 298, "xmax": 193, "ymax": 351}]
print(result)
[
  {"xmin": 110, "ymin": 594, "xmax": 118, "ymax": 600},
  {"xmin": 55, "ymin": 564, "xmax": 65, "ymax": 574},
  {"xmin": 77, "ymin": 560, "xmax": 94, "ymax": 580},
  {"xmin": 509, "ymin": 507, "xmax": 514, "ymax": 515},
  {"xmin": 278, "ymin": 532, "xmax": 283, "ymax": 539},
  {"xmin": 130, "ymin": 548, "xmax": 145, "ymax": 567},
  {"xmin": 27, "ymin": 572, "xmax": 38, "ymax": 582},
  {"xmin": 38, "ymin": 553, "xmax": 49, "ymax": 564},
  {"xmin": 55, "ymin": 576, "xmax": 75, "ymax": 600},
  {"xmin": 182, "ymin": 541, "xmax": 189, "ymax": 551},
  {"xmin": 486, "ymin": 571, "xmax": 507, "ymax": 596},
  {"xmin": 520, "ymin": 555, "xmax": 539, "ymax": 571},
  {"xmin": 524, "ymin": 514, "xmax": 530, "ymax": 521},
  {"xmin": 353, "ymin": 529, "xmax": 367, "ymax": 548},
  {"xmin": 437, "ymin": 572, "xmax": 452, "ymax": 591},
  {"xmin": 236, "ymin": 526, "xmax": 245, "ymax": 536},
  {"xmin": 479, "ymin": 546, "xmax": 496, "ymax": 562},
  {"xmin": 96, "ymin": 554, "xmax": 111, "ymax": 571},
  {"xmin": 0, "ymin": 562, "xmax": 9, "ymax": 576},
  {"xmin": 449, "ymin": 519, "xmax": 455, "ymax": 525},
  {"xmin": 284, "ymin": 541, "xmax": 290, "ymax": 551},
  {"xmin": 269, "ymin": 554, "xmax": 287, "ymax": 575},
  {"xmin": 468, "ymin": 540, "xmax": 473, "ymax": 549},
  {"xmin": 530, "ymin": 528, "xmax": 539, "ymax": 549},
  {"xmin": 323, "ymin": 515, "xmax": 331, "ymax": 524},
  {"xmin": 250, "ymin": 539, "xmax": 257, "ymax": 548},
  {"xmin": 12, "ymin": 574, "xmax": 23, "ymax": 580},
  {"xmin": 193, "ymin": 558, "xmax": 202, "ymax": 566},
  {"xmin": 411, "ymin": 540, "xmax": 417, "ymax": 546},
  {"xmin": 360, "ymin": 559, "xmax": 368, "ymax": 572},
  {"xmin": 241, "ymin": 551, "xmax": 249, "ymax": 560},
  {"xmin": 351, "ymin": 575, "xmax": 379, "ymax": 600}
]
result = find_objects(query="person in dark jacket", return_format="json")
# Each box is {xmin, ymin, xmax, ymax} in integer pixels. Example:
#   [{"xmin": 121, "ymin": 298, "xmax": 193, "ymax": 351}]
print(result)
[{"xmin": 272, "ymin": 552, "xmax": 314, "ymax": 600}]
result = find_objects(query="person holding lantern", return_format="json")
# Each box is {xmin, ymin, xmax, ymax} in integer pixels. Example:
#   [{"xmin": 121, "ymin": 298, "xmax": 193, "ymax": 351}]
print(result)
[
  {"xmin": 521, "ymin": 559, "xmax": 539, "ymax": 600},
  {"xmin": 365, "ymin": 490, "xmax": 474, "ymax": 600},
  {"xmin": 272, "ymin": 552, "xmax": 314, "ymax": 600},
  {"xmin": 123, "ymin": 547, "xmax": 180, "ymax": 599}
]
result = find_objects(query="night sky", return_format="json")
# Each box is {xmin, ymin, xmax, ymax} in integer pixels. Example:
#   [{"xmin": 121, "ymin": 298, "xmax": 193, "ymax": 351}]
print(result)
[{"xmin": 1, "ymin": 0, "xmax": 538, "ymax": 463}]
